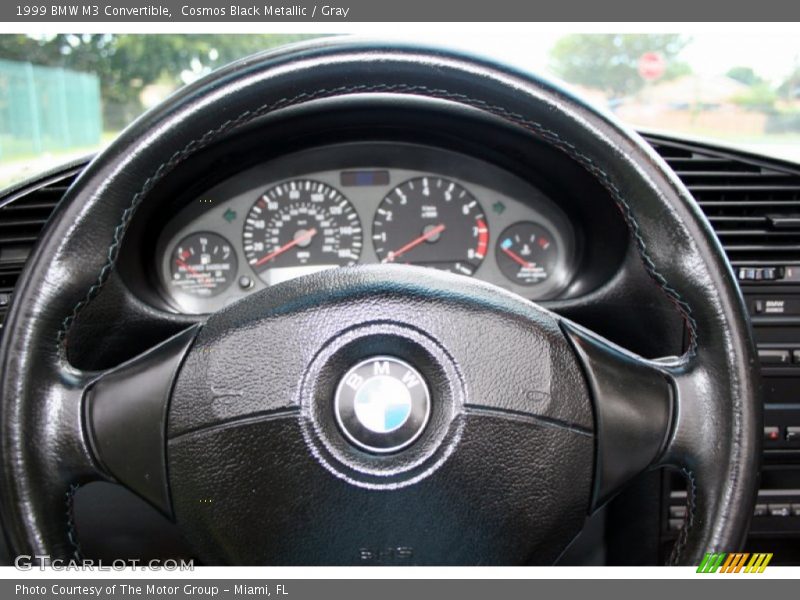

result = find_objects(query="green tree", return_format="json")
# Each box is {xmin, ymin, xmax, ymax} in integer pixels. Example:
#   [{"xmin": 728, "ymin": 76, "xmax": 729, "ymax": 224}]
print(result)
[
  {"xmin": 550, "ymin": 34, "xmax": 691, "ymax": 98},
  {"xmin": 726, "ymin": 66, "xmax": 765, "ymax": 87},
  {"xmin": 731, "ymin": 83, "xmax": 778, "ymax": 112},
  {"xmin": 0, "ymin": 34, "xmax": 318, "ymax": 128},
  {"xmin": 777, "ymin": 65, "xmax": 800, "ymax": 100}
]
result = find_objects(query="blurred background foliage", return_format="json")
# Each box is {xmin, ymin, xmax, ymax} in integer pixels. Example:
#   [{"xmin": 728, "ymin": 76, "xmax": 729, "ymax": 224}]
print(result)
[
  {"xmin": 550, "ymin": 34, "xmax": 692, "ymax": 97},
  {"xmin": 0, "ymin": 34, "xmax": 316, "ymax": 129},
  {"xmin": 1, "ymin": 33, "xmax": 800, "ymax": 187}
]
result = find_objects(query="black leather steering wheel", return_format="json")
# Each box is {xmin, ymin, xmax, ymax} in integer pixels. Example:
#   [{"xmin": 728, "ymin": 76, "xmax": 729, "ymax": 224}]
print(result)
[{"xmin": 0, "ymin": 40, "xmax": 761, "ymax": 565}]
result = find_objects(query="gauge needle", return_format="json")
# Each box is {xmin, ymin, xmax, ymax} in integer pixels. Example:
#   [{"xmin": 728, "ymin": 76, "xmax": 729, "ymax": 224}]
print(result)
[
  {"xmin": 175, "ymin": 259, "xmax": 213, "ymax": 285},
  {"xmin": 254, "ymin": 227, "xmax": 318, "ymax": 267},
  {"xmin": 383, "ymin": 224, "xmax": 446, "ymax": 263},
  {"xmin": 501, "ymin": 246, "xmax": 535, "ymax": 269}
]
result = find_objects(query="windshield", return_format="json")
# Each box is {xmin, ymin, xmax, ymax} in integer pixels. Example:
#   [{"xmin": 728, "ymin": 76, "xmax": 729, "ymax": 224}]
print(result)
[{"xmin": 2, "ymin": 32, "xmax": 800, "ymax": 188}]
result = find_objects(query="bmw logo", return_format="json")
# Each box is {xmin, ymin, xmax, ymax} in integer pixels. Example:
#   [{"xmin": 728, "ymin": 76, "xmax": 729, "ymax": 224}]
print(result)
[{"xmin": 334, "ymin": 356, "xmax": 431, "ymax": 453}]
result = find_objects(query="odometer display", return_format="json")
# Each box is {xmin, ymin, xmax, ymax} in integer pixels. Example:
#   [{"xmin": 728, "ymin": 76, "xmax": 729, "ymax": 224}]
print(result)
[
  {"xmin": 372, "ymin": 177, "xmax": 489, "ymax": 276},
  {"xmin": 242, "ymin": 179, "xmax": 363, "ymax": 285}
]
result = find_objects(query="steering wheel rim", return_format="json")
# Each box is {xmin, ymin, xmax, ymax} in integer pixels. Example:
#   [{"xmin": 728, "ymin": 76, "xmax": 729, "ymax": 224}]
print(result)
[{"xmin": 0, "ymin": 39, "xmax": 761, "ymax": 565}]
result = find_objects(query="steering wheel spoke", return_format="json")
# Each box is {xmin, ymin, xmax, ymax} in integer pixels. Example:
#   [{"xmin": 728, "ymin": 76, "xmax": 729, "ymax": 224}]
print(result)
[
  {"xmin": 82, "ymin": 325, "xmax": 199, "ymax": 516},
  {"xmin": 561, "ymin": 320, "xmax": 676, "ymax": 511}
]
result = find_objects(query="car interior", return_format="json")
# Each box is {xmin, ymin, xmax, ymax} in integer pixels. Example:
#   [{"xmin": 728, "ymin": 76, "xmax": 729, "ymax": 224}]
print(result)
[{"xmin": 0, "ymin": 38, "xmax": 797, "ymax": 566}]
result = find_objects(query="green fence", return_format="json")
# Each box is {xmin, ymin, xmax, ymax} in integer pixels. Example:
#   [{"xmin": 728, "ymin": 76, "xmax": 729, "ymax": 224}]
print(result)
[{"xmin": 0, "ymin": 59, "xmax": 102, "ymax": 162}]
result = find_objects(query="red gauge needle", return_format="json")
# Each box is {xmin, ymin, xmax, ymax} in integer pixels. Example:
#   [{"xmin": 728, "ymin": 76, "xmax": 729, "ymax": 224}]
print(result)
[
  {"xmin": 383, "ymin": 224, "xmax": 446, "ymax": 263},
  {"xmin": 175, "ymin": 259, "xmax": 212, "ymax": 285},
  {"xmin": 501, "ymin": 246, "xmax": 534, "ymax": 269},
  {"xmin": 254, "ymin": 228, "xmax": 318, "ymax": 267}
]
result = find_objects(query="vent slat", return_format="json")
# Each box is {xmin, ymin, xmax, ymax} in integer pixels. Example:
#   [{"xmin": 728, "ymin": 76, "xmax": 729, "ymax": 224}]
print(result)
[
  {"xmin": 0, "ymin": 218, "xmax": 50, "ymax": 229},
  {"xmin": 649, "ymin": 138, "xmax": 800, "ymax": 266},
  {"xmin": 1, "ymin": 201, "xmax": 60, "ymax": 211},
  {"xmin": 0, "ymin": 260, "xmax": 26, "ymax": 269},
  {"xmin": 715, "ymin": 230, "xmax": 800, "ymax": 237},
  {"xmin": 687, "ymin": 185, "xmax": 800, "ymax": 193},
  {"xmin": 699, "ymin": 200, "xmax": 800, "ymax": 205},
  {"xmin": 663, "ymin": 158, "xmax": 761, "ymax": 172},
  {"xmin": 666, "ymin": 157, "xmax": 731, "ymax": 164},
  {"xmin": 708, "ymin": 216, "xmax": 767, "ymax": 223},
  {"xmin": 723, "ymin": 244, "xmax": 800, "ymax": 252},
  {"xmin": 0, "ymin": 170, "xmax": 76, "ymax": 296},
  {"xmin": 730, "ymin": 259, "xmax": 790, "ymax": 266},
  {"xmin": 0, "ymin": 233, "xmax": 41, "ymax": 244},
  {"xmin": 675, "ymin": 173, "xmax": 789, "ymax": 181}
]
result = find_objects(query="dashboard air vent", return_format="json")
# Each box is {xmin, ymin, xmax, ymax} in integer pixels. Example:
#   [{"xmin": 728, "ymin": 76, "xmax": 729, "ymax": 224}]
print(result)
[
  {"xmin": 0, "ymin": 167, "xmax": 80, "ymax": 328},
  {"xmin": 646, "ymin": 137, "xmax": 800, "ymax": 268}
]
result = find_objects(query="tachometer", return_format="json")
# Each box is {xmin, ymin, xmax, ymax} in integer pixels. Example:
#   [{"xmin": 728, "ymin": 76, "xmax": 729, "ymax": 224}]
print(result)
[
  {"xmin": 169, "ymin": 232, "xmax": 237, "ymax": 297},
  {"xmin": 372, "ymin": 177, "xmax": 489, "ymax": 275},
  {"xmin": 242, "ymin": 179, "xmax": 363, "ymax": 285}
]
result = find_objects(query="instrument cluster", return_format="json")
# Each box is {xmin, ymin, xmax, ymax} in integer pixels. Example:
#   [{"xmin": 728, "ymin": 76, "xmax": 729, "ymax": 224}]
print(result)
[{"xmin": 157, "ymin": 143, "xmax": 577, "ymax": 314}]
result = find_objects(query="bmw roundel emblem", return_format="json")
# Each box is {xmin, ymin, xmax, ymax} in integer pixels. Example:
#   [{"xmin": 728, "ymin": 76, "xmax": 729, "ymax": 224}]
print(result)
[{"xmin": 334, "ymin": 356, "xmax": 431, "ymax": 453}]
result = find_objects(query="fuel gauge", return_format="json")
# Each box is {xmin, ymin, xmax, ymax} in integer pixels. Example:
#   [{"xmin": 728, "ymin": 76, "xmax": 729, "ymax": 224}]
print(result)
[
  {"xmin": 496, "ymin": 222, "xmax": 558, "ymax": 286},
  {"xmin": 170, "ymin": 232, "xmax": 237, "ymax": 297}
]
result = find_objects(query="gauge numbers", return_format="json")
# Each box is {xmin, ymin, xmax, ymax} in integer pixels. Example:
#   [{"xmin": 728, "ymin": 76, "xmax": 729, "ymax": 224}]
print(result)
[
  {"xmin": 242, "ymin": 179, "xmax": 363, "ymax": 285},
  {"xmin": 170, "ymin": 232, "xmax": 237, "ymax": 297},
  {"xmin": 372, "ymin": 176, "xmax": 489, "ymax": 276}
]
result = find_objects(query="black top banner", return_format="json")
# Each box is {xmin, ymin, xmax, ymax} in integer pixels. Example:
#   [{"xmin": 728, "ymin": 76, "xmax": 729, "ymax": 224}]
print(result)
[{"xmin": 3, "ymin": 0, "xmax": 800, "ymax": 22}]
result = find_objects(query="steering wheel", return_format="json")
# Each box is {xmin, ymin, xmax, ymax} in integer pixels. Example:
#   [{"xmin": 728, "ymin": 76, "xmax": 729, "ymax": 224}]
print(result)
[{"xmin": 0, "ymin": 40, "xmax": 760, "ymax": 565}]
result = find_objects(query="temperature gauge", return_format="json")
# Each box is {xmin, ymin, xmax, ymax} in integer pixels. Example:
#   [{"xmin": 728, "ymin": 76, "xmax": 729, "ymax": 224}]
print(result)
[
  {"xmin": 496, "ymin": 222, "xmax": 558, "ymax": 286},
  {"xmin": 170, "ymin": 232, "xmax": 237, "ymax": 297}
]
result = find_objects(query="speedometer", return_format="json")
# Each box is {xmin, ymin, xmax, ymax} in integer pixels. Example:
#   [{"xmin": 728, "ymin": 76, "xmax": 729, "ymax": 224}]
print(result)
[
  {"xmin": 242, "ymin": 179, "xmax": 363, "ymax": 285},
  {"xmin": 372, "ymin": 177, "xmax": 489, "ymax": 276}
]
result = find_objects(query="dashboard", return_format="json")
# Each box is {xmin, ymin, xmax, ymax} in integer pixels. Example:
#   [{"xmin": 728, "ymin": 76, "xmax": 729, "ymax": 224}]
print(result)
[
  {"xmin": 156, "ymin": 143, "xmax": 576, "ymax": 314},
  {"xmin": 3, "ymin": 128, "xmax": 800, "ymax": 565}
]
